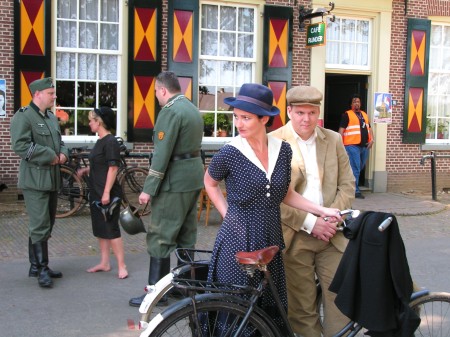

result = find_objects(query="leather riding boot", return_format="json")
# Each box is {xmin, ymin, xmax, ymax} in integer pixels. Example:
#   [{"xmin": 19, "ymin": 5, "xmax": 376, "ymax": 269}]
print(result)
[
  {"xmin": 32, "ymin": 242, "xmax": 53, "ymax": 288},
  {"xmin": 28, "ymin": 238, "xmax": 63, "ymax": 278},
  {"xmin": 129, "ymin": 256, "xmax": 171, "ymax": 307}
]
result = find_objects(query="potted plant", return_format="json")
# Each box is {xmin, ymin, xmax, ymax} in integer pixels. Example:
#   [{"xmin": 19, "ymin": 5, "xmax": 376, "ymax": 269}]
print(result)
[
  {"xmin": 437, "ymin": 121, "xmax": 447, "ymax": 139},
  {"xmin": 426, "ymin": 118, "xmax": 435, "ymax": 139},
  {"xmin": 217, "ymin": 113, "xmax": 230, "ymax": 137}
]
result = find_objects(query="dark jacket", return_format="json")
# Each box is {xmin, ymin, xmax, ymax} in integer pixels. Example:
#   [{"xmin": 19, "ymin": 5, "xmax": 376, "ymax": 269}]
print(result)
[{"xmin": 329, "ymin": 211, "xmax": 420, "ymax": 336}]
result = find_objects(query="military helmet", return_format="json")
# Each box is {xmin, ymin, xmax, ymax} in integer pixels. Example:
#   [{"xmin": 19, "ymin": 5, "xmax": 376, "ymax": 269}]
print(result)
[{"xmin": 119, "ymin": 205, "xmax": 147, "ymax": 235}]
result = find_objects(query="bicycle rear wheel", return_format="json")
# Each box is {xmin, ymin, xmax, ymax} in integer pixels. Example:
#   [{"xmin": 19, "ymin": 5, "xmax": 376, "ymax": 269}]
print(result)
[
  {"xmin": 410, "ymin": 292, "xmax": 450, "ymax": 337},
  {"xmin": 148, "ymin": 298, "xmax": 279, "ymax": 337},
  {"xmin": 120, "ymin": 167, "xmax": 150, "ymax": 215},
  {"xmin": 56, "ymin": 166, "xmax": 85, "ymax": 218}
]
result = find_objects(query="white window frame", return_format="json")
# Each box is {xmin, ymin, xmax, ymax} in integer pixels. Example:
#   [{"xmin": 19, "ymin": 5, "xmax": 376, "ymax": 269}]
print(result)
[
  {"xmin": 199, "ymin": 1, "xmax": 259, "ymax": 141},
  {"xmin": 325, "ymin": 16, "xmax": 372, "ymax": 71},
  {"xmin": 53, "ymin": 0, "xmax": 124, "ymax": 142}
]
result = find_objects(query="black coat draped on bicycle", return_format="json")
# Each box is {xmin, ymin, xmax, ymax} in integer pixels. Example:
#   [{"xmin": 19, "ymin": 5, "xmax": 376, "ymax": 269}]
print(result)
[{"xmin": 329, "ymin": 211, "xmax": 420, "ymax": 337}]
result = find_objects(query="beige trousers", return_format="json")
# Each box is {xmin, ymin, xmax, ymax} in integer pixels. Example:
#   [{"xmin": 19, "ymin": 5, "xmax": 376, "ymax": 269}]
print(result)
[{"xmin": 283, "ymin": 228, "xmax": 350, "ymax": 337}]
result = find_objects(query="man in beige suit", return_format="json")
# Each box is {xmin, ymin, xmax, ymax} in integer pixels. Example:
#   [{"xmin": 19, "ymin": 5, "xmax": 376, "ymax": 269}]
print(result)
[{"xmin": 270, "ymin": 86, "xmax": 355, "ymax": 337}]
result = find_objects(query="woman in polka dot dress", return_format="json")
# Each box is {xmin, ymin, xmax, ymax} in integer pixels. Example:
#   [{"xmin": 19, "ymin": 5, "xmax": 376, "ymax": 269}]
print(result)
[{"xmin": 204, "ymin": 83, "xmax": 341, "ymax": 334}]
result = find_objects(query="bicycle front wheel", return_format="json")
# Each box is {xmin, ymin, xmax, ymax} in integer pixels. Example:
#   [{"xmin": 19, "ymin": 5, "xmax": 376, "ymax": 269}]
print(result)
[
  {"xmin": 148, "ymin": 299, "xmax": 279, "ymax": 337},
  {"xmin": 120, "ymin": 167, "xmax": 150, "ymax": 215},
  {"xmin": 410, "ymin": 292, "xmax": 450, "ymax": 337},
  {"xmin": 56, "ymin": 166, "xmax": 85, "ymax": 218}
]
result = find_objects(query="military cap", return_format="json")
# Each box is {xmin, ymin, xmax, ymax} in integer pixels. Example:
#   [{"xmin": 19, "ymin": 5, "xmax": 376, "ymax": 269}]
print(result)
[
  {"xmin": 286, "ymin": 86, "xmax": 323, "ymax": 106},
  {"xmin": 29, "ymin": 77, "xmax": 55, "ymax": 95}
]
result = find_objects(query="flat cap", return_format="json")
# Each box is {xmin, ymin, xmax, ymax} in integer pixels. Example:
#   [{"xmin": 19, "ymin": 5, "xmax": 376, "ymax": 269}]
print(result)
[
  {"xmin": 286, "ymin": 86, "xmax": 323, "ymax": 106},
  {"xmin": 29, "ymin": 77, "xmax": 55, "ymax": 95}
]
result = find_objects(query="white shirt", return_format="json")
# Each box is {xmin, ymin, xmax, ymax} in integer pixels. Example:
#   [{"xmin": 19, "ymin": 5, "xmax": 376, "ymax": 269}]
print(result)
[{"xmin": 289, "ymin": 123, "xmax": 323, "ymax": 233}]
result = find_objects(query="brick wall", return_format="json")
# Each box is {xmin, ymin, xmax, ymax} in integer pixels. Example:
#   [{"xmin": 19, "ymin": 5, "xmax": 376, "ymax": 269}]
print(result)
[
  {"xmin": 387, "ymin": 0, "xmax": 450, "ymax": 192},
  {"xmin": 0, "ymin": 0, "xmax": 16, "ymax": 188}
]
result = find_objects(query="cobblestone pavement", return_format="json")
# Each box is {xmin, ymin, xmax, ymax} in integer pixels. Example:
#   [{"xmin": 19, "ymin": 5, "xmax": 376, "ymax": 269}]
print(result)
[{"xmin": 0, "ymin": 193, "xmax": 449, "ymax": 337}]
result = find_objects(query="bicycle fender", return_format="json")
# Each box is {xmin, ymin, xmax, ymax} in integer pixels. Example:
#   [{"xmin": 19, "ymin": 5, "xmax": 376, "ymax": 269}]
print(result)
[{"xmin": 139, "ymin": 272, "xmax": 174, "ymax": 314}]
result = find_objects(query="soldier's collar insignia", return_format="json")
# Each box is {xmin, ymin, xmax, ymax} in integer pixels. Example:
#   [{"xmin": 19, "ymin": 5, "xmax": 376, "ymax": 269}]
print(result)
[{"xmin": 158, "ymin": 131, "xmax": 165, "ymax": 140}]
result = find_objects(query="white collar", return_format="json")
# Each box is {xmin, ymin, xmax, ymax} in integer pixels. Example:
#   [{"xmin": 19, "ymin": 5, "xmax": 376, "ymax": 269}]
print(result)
[{"xmin": 228, "ymin": 135, "xmax": 282, "ymax": 180}]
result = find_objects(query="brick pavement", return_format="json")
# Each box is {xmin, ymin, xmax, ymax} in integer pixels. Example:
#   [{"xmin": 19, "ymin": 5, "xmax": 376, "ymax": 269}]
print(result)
[{"xmin": 1, "ymin": 191, "xmax": 449, "ymax": 261}]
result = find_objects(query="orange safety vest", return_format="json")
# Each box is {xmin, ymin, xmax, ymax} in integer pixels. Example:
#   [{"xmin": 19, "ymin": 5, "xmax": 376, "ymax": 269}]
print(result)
[{"xmin": 342, "ymin": 110, "xmax": 372, "ymax": 146}]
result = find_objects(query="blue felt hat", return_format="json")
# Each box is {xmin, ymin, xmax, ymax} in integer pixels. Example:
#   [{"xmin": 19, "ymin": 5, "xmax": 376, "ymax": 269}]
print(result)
[{"xmin": 224, "ymin": 83, "xmax": 280, "ymax": 117}]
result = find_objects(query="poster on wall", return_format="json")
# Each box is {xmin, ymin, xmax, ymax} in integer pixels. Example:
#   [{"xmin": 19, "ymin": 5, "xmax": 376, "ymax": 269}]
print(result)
[
  {"xmin": 373, "ymin": 92, "xmax": 392, "ymax": 124},
  {"xmin": 0, "ymin": 79, "xmax": 6, "ymax": 118}
]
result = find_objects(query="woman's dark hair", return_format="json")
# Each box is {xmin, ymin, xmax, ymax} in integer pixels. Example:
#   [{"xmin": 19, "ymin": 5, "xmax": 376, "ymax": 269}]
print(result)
[{"xmin": 258, "ymin": 115, "xmax": 275, "ymax": 128}]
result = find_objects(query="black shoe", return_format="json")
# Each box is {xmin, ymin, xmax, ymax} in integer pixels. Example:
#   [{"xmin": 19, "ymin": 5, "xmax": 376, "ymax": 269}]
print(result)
[
  {"xmin": 129, "ymin": 294, "xmax": 146, "ymax": 307},
  {"xmin": 29, "ymin": 266, "xmax": 63, "ymax": 278},
  {"xmin": 355, "ymin": 192, "xmax": 365, "ymax": 199}
]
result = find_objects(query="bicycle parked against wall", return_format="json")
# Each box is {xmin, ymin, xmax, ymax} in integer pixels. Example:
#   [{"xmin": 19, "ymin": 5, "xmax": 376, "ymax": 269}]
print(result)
[
  {"xmin": 56, "ymin": 138, "xmax": 151, "ymax": 218},
  {"xmin": 138, "ymin": 210, "xmax": 450, "ymax": 337}
]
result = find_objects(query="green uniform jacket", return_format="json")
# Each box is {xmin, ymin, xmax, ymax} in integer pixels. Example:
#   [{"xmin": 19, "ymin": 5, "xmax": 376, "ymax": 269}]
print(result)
[
  {"xmin": 10, "ymin": 102, "xmax": 69, "ymax": 191},
  {"xmin": 144, "ymin": 94, "xmax": 204, "ymax": 196}
]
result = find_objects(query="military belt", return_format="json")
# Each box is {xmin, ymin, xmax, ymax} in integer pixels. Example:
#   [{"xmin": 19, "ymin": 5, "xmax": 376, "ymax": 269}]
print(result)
[{"xmin": 171, "ymin": 151, "xmax": 200, "ymax": 161}]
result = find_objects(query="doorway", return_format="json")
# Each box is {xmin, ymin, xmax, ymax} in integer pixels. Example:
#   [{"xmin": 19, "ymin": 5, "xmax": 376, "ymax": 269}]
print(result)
[{"xmin": 324, "ymin": 74, "xmax": 369, "ymax": 188}]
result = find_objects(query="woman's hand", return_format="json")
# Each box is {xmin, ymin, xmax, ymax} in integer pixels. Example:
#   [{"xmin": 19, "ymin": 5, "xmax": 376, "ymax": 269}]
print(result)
[{"xmin": 320, "ymin": 207, "xmax": 342, "ymax": 222}]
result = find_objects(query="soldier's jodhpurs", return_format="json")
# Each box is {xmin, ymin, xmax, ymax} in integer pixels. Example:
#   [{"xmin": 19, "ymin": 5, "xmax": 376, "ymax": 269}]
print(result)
[{"xmin": 22, "ymin": 189, "xmax": 58, "ymax": 243}]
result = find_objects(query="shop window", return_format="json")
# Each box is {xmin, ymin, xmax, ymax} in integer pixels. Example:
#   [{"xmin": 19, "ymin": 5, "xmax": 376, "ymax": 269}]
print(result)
[
  {"xmin": 55, "ymin": 0, "xmax": 121, "ymax": 137},
  {"xmin": 199, "ymin": 3, "xmax": 256, "ymax": 139},
  {"xmin": 426, "ymin": 23, "xmax": 450, "ymax": 143},
  {"xmin": 326, "ymin": 17, "xmax": 371, "ymax": 71}
]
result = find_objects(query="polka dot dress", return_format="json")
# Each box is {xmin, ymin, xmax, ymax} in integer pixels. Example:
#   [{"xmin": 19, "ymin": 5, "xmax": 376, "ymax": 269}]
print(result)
[{"xmin": 207, "ymin": 141, "xmax": 292, "ymax": 330}]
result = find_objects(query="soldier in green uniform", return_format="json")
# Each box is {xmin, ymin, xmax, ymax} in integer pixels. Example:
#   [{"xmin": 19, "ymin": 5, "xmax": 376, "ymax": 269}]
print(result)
[
  {"xmin": 129, "ymin": 71, "xmax": 204, "ymax": 307},
  {"xmin": 10, "ymin": 77, "xmax": 69, "ymax": 288}
]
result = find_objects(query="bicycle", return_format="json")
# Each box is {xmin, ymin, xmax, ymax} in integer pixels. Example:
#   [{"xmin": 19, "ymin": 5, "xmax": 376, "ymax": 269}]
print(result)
[
  {"xmin": 56, "ymin": 138, "xmax": 151, "ymax": 218},
  {"xmin": 139, "ymin": 210, "xmax": 450, "ymax": 337}
]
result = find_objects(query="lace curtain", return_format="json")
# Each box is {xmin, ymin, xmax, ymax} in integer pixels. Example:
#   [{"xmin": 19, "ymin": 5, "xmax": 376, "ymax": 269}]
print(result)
[
  {"xmin": 326, "ymin": 17, "xmax": 370, "ymax": 68},
  {"xmin": 56, "ymin": 0, "xmax": 119, "ymax": 81}
]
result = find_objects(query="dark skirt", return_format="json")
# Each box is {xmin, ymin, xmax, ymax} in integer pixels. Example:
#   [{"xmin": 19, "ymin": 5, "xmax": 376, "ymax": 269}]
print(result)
[{"xmin": 89, "ymin": 202, "xmax": 121, "ymax": 239}]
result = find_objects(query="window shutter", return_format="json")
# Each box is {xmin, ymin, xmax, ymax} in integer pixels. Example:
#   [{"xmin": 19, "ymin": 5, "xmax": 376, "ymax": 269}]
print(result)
[
  {"xmin": 127, "ymin": 0, "xmax": 162, "ymax": 142},
  {"xmin": 168, "ymin": 0, "xmax": 199, "ymax": 105},
  {"xmin": 14, "ymin": 0, "xmax": 51, "ymax": 111},
  {"xmin": 263, "ymin": 5, "xmax": 293, "ymax": 132},
  {"xmin": 403, "ymin": 18, "xmax": 431, "ymax": 144}
]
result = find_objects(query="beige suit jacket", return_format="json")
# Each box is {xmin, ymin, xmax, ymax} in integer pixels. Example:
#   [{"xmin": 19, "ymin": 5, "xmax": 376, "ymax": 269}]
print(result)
[{"xmin": 270, "ymin": 123, "xmax": 355, "ymax": 252}]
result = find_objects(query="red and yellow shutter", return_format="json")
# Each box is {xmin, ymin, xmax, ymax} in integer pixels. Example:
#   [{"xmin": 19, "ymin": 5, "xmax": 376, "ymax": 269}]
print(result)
[
  {"xmin": 168, "ymin": 0, "xmax": 199, "ymax": 104},
  {"xmin": 403, "ymin": 18, "xmax": 431, "ymax": 144},
  {"xmin": 127, "ymin": 0, "xmax": 162, "ymax": 142},
  {"xmin": 263, "ymin": 5, "xmax": 293, "ymax": 132},
  {"xmin": 14, "ymin": 0, "xmax": 51, "ymax": 110}
]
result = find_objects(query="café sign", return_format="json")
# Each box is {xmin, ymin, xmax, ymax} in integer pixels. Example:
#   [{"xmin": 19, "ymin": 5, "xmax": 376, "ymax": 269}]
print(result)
[{"xmin": 306, "ymin": 22, "xmax": 326, "ymax": 47}]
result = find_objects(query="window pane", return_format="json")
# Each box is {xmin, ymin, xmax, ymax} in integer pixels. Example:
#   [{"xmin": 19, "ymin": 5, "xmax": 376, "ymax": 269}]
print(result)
[
  {"xmin": 341, "ymin": 19, "xmax": 356, "ymax": 41},
  {"xmin": 238, "ymin": 34, "xmax": 254, "ymax": 58},
  {"xmin": 431, "ymin": 25, "xmax": 442, "ymax": 46},
  {"xmin": 236, "ymin": 62, "xmax": 252, "ymax": 83},
  {"xmin": 238, "ymin": 8, "xmax": 254, "ymax": 32},
  {"xmin": 56, "ymin": 81, "xmax": 76, "ymax": 107},
  {"xmin": 77, "ymin": 110, "xmax": 94, "ymax": 135},
  {"xmin": 220, "ymin": 6, "xmax": 236, "ymax": 31},
  {"xmin": 201, "ymin": 31, "xmax": 218, "ymax": 56},
  {"xmin": 56, "ymin": 53, "xmax": 76, "ymax": 79},
  {"xmin": 202, "ymin": 5, "xmax": 218, "ymax": 29},
  {"xmin": 78, "ymin": 54, "xmax": 97, "ymax": 80},
  {"xmin": 200, "ymin": 60, "xmax": 218, "ymax": 85},
  {"xmin": 99, "ymin": 55, "xmax": 118, "ymax": 81},
  {"xmin": 101, "ymin": 0, "xmax": 119, "ymax": 22},
  {"xmin": 79, "ymin": 22, "xmax": 98, "ymax": 49},
  {"xmin": 57, "ymin": 21, "xmax": 77, "ymax": 48},
  {"xmin": 220, "ymin": 32, "xmax": 236, "ymax": 57},
  {"xmin": 356, "ymin": 20, "xmax": 369, "ymax": 42},
  {"xmin": 58, "ymin": 0, "xmax": 77, "ymax": 19},
  {"xmin": 99, "ymin": 82, "xmax": 117, "ymax": 107},
  {"xmin": 327, "ymin": 19, "xmax": 340, "ymax": 40},
  {"xmin": 100, "ymin": 24, "xmax": 118, "ymax": 50},
  {"xmin": 220, "ymin": 61, "xmax": 234, "ymax": 86},
  {"xmin": 80, "ymin": 0, "xmax": 98, "ymax": 21},
  {"xmin": 77, "ymin": 82, "xmax": 97, "ymax": 107}
]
